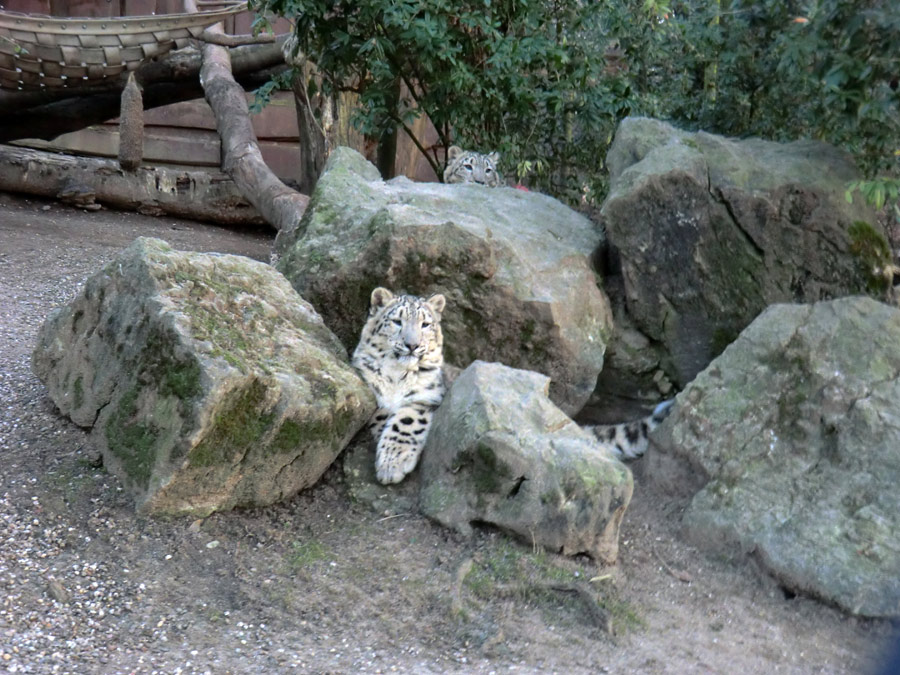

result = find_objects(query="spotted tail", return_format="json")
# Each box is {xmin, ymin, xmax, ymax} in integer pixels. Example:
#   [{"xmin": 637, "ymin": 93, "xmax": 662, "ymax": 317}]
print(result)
[{"xmin": 584, "ymin": 400, "xmax": 674, "ymax": 460}]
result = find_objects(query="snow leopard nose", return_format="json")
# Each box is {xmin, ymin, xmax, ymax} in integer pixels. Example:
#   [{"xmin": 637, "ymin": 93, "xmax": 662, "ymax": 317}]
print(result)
[{"xmin": 401, "ymin": 325, "xmax": 421, "ymax": 352}]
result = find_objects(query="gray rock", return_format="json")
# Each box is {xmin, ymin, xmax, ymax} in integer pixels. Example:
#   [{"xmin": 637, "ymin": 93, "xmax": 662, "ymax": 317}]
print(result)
[
  {"xmin": 601, "ymin": 117, "xmax": 884, "ymax": 386},
  {"xmin": 651, "ymin": 296, "xmax": 900, "ymax": 617},
  {"xmin": 33, "ymin": 237, "xmax": 375, "ymax": 516},
  {"xmin": 419, "ymin": 361, "xmax": 633, "ymax": 564},
  {"xmin": 342, "ymin": 435, "xmax": 419, "ymax": 517},
  {"xmin": 274, "ymin": 147, "xmax": 612, "ymax": 415}
]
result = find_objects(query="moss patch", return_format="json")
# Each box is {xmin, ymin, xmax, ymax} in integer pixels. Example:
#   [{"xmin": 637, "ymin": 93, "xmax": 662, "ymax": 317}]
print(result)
[
  {"xmin": 190, "ymin": 380, "xmax": 274, "ymax": 468},
  {"xmin": 454, "ymin": 442, "xmax": 514, "ymax": 495},
  {"xmin": 105, "ymin": 386, "xmax": 156, "ymax": 490},
  {"xmin": 142, "ymin": 325, "xmax": 203, "ymax": 402},
  {"xmin": 73, "ymin": 375, "xmax": 84, "ymax": 410},
  {"xmin": 461, "ymin": 538, "xmax": 637, "ymax": 631},
  {"xmin": 270, "ymin": 419, "xmax": 305, "ymax": 454},
  {"xmin": 285, "ymin": 538, "xmax": 331, "ymax": 571}
]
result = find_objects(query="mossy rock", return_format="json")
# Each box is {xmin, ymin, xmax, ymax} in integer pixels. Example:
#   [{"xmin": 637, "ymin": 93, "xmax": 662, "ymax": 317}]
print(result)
[
  {"xmin": 601, "ymin": 117, "xmax": 883, "ymax": 387},
  {"xmin": 651, "ymin": 296, "xmax": 900, "ymax": 617},
  {"xmin": 33, "ymin": 237, "xmax": 375, "ymax": 516},
  {"xmin": 420, "ymin": 361, "xmax": 633, "ymax": 564},
  {"xmin": 274, "ymin": 147, "xmax": 612, "ymax": 416}
]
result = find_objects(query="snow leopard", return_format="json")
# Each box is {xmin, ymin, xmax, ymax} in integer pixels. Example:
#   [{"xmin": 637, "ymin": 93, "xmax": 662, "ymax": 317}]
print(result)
[
  {"xmin": 352, "ymin": 287, "xmax": 673, "ymax": 483},
  {"xmin": 351, "ymin": 287, "xmax": 447, "ymax": 485},
  {"xmin": 582, "ymin": 400, "xmax": 674, "ymax": 460},
  {"xmin": 443, "ymin": 146, "xmax": 503, "ymax": 187}
]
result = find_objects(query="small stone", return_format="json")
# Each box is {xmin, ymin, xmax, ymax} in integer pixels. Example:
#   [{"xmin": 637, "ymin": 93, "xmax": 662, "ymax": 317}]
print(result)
[{"xmin": 47, "ymin": 579, "xmax": 70, "ymax": 604}]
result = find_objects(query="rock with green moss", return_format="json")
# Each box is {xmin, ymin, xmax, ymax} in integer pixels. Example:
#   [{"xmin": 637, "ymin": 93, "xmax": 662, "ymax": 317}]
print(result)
[
  {"xmin": 601, "ymin": 117, "xmax": 883, "ymax": 388},
  {"xmin": 274, "ymin": 147, "xmax": 612, "ymax": 416},
  {"xmin": 419, "ymin": 361, "xmax": 633, "ymax": 564},
  {"xmin": 651, "ymin": 296, "xmax": 900, "ymax": 617},
  {"xmin": 32, "ymin": 237, "xmax": 375, "ymax": 516}
]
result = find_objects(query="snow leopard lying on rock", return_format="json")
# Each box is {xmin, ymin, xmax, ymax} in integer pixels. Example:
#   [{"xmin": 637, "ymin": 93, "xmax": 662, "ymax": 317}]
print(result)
[{"xmin": 352, "ymin": 287, "xmax": 672, "ymax": 484}]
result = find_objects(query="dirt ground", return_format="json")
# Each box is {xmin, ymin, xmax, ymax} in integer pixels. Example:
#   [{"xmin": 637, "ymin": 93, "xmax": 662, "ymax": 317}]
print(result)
[{"xmin": 1, "ymin": 191, "xmax": 896, "ymax": 674}]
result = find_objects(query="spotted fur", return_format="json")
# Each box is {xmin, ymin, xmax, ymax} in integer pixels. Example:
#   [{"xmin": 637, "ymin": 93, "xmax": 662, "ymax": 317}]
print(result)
[
  {"xmin": 583, "ymin": 400, "xmax": 674, "ymax": 460},
  {"xmin": 443, "ymin": 146, "xmax": 503, "ymax": 187},
  {"xmin": 351, "ymin": 288, "xmax": 446, "ymax": 484}
]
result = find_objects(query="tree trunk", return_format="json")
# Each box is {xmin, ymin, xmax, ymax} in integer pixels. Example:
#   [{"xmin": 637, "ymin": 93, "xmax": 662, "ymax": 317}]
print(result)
[
  {"xmin": 0, "ymin": 145, "xmax": 265, "ymax": 226},
  {"xmin": 289, "ymin": 61, "xmax": 371, "ymax": 194},
  {"xmin": 292, "ymin": 65, "xmax": 328, "ymax": 196},
  {"xmin": 375, "ymin": 77, "xmax": 401, "ymax": 179}
]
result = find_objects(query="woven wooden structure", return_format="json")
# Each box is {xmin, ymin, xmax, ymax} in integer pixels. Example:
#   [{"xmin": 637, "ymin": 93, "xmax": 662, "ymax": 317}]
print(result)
[{"xmin": 0, "ymin": 2, "xmax": 246, "ymax": 90}]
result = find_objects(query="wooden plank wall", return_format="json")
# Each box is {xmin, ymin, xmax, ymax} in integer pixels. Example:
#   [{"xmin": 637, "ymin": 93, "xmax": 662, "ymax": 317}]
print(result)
[{"xmin": 20, "ymin": 92, "xmax": 307, "ymax": 186}]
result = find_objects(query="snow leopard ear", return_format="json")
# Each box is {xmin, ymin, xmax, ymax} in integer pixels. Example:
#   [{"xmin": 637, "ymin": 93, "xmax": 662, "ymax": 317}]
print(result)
[
  {"xmin": 447, "ymin": 146, "xmax": 463, "ymax": 161},
  {"xmin": 426, "ymin": 293, "xmax": 446, "ymax": 316},
  {"xmin": 487, "ymin": 151, "xmax": 500, "ymax": 163},
  {"xmin": 371, "ymin": 287, "xmax": 394, "ymax": 308}
]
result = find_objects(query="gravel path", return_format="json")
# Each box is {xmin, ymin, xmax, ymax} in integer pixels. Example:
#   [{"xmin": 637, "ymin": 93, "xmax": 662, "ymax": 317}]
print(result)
[{"xmin": 1, "ymin": 192, "xmax": 896, "ymax": 674}]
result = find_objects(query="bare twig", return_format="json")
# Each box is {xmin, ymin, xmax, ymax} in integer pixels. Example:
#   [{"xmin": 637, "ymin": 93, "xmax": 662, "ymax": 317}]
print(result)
[{"xmin": 652, "ymin": 542, "xmax": 693, "ymax": 583}]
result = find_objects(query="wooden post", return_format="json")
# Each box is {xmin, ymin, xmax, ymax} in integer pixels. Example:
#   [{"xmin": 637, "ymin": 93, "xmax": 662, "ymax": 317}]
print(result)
[{"xmin": 118, "ymin": 72, "xmax": 144, "ymax": 171}]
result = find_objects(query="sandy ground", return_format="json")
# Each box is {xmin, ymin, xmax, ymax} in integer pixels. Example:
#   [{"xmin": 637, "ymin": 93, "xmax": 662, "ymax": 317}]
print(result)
[{"xmin": 1, "ymin": 191, "xmax": 897, "ymax": 674}]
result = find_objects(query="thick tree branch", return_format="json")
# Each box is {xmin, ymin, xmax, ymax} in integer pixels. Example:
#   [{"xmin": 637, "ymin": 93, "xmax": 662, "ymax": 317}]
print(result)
[
  {"xmin": 391, "ymin": 112, "xmax": 441, "ymax": 179},
  {"xmin": 187, "ymin": 0, "xmax": 307, "ymax": 230},
  {"xmin": 197, "ymin": 29, "xmax": 276, "ymax": 46}
]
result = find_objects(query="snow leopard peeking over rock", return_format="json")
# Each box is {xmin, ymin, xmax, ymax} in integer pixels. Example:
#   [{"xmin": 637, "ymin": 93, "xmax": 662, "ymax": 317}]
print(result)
[{"xmin": 443, "ymin": 146, "xmax": 503, "ymax": 187}]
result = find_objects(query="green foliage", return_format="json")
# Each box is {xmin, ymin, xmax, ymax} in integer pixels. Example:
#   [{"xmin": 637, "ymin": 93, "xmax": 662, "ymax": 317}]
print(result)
[
  {"xmin": 250, "ymin": 70, "xmax": 293, "ymax": 114},
  {"xmin": 248, "ymin": 0, "xmax": 640, "ymax": 202},
  {"xmin": 625, "ymin": 1, "xmax": 900, "ymax": 177},
  {"xmin": 251, "ymin": 0, "xmax": 898, "ymax": 204},
  {"xmin": 846, "ymin": 178, "xmax": 900, "ymax": 211},
  {"xmin": 848, "ymin": 220, "xmax": 893, "ymax": 293}
]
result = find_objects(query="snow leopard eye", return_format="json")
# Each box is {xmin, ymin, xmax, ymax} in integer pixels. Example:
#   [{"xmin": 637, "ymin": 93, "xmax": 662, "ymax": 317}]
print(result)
[{"xmin": 392, "ymin": 319, "xmax": 403, "ymax": 326}]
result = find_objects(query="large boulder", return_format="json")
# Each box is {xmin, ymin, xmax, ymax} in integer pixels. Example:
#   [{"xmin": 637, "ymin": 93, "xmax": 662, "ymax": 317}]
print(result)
[
  {"xmin": 601, "ymin": 117, "xmax": 884, "ymax": 387},
  {"xmin": 33, "ymin": 237, "xmax": 375, "ymax": 516},
  {"xmin": 419, "ymin": 361, "xmax": 633, "ymax": 564},
  {"xmin": 651, "ymin": 296, "xmax": 900, "ymax": 617},
  {"xmin": 274, "ymin": 147, "xmax": 612, "ymax": 415}
]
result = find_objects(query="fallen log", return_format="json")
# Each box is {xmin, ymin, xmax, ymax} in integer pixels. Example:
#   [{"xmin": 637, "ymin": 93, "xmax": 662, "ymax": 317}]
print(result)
[{"xmin": 0, "ymin": 144, "xmax": 266, "ymax": 226}]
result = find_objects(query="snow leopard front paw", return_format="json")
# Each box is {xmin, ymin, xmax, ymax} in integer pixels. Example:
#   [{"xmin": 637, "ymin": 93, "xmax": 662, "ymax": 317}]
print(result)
[{"xmin": 375, "ymin": 443, "xmax": 422, "ymax": 484}]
